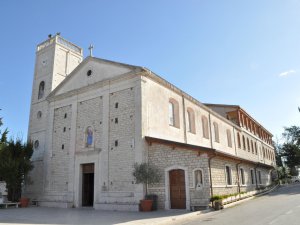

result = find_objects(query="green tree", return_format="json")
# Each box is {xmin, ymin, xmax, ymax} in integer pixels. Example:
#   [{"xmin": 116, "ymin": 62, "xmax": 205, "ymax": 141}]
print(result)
[
  {"xmin": 280, "ymin": 126, "xmax": 300, "ymax": 176},
  {"xmin": 0, "ymin": 139, "xmax": 34, "ymax": 201},
  {"xmin": 0, "ymin": 110, "xmax": 8, "ymax": 146},
  {"xmin": 132, "ymin": 163, "xmax": 161, "ymax": 197}
]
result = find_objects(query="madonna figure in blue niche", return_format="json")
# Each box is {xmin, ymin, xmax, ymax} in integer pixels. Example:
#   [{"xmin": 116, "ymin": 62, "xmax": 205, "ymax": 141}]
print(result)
[{"xmin": 86, "ymin": 126, "xmax": 93, "ymax": 146}]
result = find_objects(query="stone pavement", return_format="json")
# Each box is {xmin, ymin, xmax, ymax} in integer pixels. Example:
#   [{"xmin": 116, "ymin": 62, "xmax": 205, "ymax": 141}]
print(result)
[{"xmin": 0, "ymin": 207, "xmax": 210, "ymax": 225}]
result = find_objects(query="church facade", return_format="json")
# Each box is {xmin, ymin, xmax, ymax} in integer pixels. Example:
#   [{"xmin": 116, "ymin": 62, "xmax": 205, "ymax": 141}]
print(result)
[{"xmin": 25, "ymin": 35, "xmax": 276, "ymax": 211}]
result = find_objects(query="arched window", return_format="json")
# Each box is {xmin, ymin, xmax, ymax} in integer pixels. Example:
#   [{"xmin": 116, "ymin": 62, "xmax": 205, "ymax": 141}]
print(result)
[
  {"xmin": 251, "ymin": 140, "xmax": 254, "ymax": 153},
  {"xmin": 247, "ymin": 138, "xmax": 250, "ymax": 152},
  {"xmin": 242, "ymin": 135, "xmax": 246, "ymax": 150},
  {"xmin": 187, "ymin": 108, "xmax": 195, "ymax": 133},
  {"xmin": 38, "ymin": 81, "xmax": 45, "ymax": 99},
  {"xmin": 255, "ymin": 142, "xmax": 258, "ymax": 155},
  {"xmin": 194, "ymin": 169, "xmax": 204, "ymax": 190},
  {"xmin": 169, "ymin": 98, "xmax": 180, "ymax": 128},
  {"xmin": 213, "ymin": 122, "xmax": 219, "ymax": 142},
  {"xmin": 226, "ymin": 129, "xmax": 232, "ymax": 147},
  {"xmin": 202, "ymin": 116, "xmax": 209, "ymax": 139},
  {"xmin": 237, "ymin": 133, "xmax": 241, "ymax": 148},
  {"xmin": 86, "ymin": 126, "xmax": 93, "ymax": 147}
]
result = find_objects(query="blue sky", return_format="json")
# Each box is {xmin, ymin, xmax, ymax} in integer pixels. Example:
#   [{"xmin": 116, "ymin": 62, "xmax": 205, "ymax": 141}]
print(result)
[{"xmin": 0, "ymin": 0, "xmax": 300, "ymax": 141}]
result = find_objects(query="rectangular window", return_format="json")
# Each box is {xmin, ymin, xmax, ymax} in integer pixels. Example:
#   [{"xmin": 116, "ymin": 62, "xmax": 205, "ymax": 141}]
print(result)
[
  {"xmin": 250, "ymin": 169, "xmax": 254, "ymax": 184},
  {"xmin": 240, "ymin": 168, "xmax": 245, "ymax": 185},
  {"xmin": 258, "ymin": 171, "xmax": 262, "ymax": 184},
  {"xmin": 225, "ymin": 166, "xmax": 232, "ymax": 185}
]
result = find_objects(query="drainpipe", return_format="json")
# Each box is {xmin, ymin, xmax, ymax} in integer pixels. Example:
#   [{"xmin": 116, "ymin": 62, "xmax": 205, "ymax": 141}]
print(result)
[
  {"xmin": 236, "ymin": 161, "xmax": 242, "ymax": 195},
  {"xmin": 208, "ymin": 153, "xmax": 217, "ymax": 198},
  {"xmin": 208, "ymin": 112, "xmax": 213, "ymax": 149},
  {"xmin": 182, "ymin": 95, "xmax": 187, "ymax": 144},
  {"xmin": 254, "ymin": 164, "xmax": 259, "ymax": 189},
  {"xmin": 233, "ymin": 127, "xmax": 238, "ymax": 156}
]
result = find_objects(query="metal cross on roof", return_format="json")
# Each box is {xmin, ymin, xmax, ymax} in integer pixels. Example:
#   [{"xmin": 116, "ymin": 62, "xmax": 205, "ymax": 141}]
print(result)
[{"xmin": 88, "ymin": 44, "xmax": 94, "ymax": 57}]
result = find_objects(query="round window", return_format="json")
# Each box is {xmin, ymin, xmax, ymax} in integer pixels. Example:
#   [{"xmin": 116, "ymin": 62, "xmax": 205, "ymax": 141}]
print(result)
[
  {"xmin": 34, "ymin": 140, "xmax": 39, "ymax": 149},
  {"xmin": 37, "ymin": 111, "xmax": 42, "ymax": 119},
  {"xmin": 87, "ymin": 70, "xmax": 92, "ymax": 76}
]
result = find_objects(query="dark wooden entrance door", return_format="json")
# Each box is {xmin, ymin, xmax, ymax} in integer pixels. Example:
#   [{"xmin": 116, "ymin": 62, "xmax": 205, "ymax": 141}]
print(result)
[
  {"xmin": 82, "ymin": 164, "xmax": 94, "ymax": 207},
  {"xmin": 169, "ymin": 169, "xmax": 186, "ymax": 209}
]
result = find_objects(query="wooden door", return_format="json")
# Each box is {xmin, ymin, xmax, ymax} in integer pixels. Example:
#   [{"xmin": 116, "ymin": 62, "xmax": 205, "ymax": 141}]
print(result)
[
  {"xmin": 82, "ymin": 164, "xmax": 94, "ymax": 207},
  {"xmin": 169, "ymin": 169, "xmax": 186, "ymax": 209}
]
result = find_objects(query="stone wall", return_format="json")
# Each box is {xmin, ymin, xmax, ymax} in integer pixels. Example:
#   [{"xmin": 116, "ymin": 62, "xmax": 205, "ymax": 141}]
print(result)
[
  {"xmin": 211, "ymin": 156, "xmax": 272, "ymax": 196},
  {"xmin": 148, "ymin": 142, "xmax": 211, "ymax": 210},
  {"xmin": 50, "ymin": 105, "xmax": 72, "ymax": 194},
  {"xmin": 76, "ymin": 97, "xmax": 103, "ymax": 152},
  {"xmin": 108, "ymin": 88, "xmax": 136, "ymax": 192}
]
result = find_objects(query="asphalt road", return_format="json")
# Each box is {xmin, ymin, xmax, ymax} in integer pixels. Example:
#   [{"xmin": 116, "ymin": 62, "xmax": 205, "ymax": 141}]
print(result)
[{"xmin": 185, "ymin": 183, "xmax": 300, "ymax": 225}]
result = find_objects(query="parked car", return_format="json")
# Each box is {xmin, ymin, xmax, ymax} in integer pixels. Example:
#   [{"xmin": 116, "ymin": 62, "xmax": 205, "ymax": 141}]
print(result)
[{"xmin": 291, "ymin": 176, "xmax": 300, "ymax": 183}]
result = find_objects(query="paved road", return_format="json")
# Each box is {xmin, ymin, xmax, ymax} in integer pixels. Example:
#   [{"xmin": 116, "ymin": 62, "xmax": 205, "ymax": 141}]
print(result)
[{"xmin": 185, "ymin": 183, "xmax": 300, "ymax": 225}]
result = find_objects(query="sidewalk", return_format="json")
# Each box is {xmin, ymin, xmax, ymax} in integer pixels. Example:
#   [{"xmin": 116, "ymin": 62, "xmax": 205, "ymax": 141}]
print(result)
[
  {"xmin": 0, "ymin": 185, "xmax": 282, "ymax": 225},
  {"xmin": 0, "ymin": 207, "xmax": 210, "ymax": 225}
]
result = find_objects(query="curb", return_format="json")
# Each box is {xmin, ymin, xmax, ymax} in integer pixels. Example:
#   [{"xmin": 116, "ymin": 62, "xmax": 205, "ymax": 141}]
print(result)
[
  {"xmin": 223, "ymin": 184, "xmax": 279, "ymax": 209},
  {"xmin": 121, "ymin": 209, "xmax": 212, "ymax": 225}
]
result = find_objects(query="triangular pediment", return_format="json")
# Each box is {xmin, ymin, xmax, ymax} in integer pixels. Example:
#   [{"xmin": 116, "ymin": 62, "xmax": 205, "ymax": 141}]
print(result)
[{"xmin": 49, "ymin": 57, "xmax": 141, "ymax": 97}]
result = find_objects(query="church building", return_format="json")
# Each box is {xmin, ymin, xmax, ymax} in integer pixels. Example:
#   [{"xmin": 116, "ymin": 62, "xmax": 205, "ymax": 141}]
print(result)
[{"xmin": 25, "ymin": 35, "xmax": 276, "ymax": 211}]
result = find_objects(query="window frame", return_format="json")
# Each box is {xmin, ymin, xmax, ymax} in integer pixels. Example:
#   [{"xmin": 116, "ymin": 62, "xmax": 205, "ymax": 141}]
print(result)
[
  {"xmin": 168, "ymin": 98, "xmax": 180, "ymax": 128},
  {"xmin": 257, "ymin": 170, "xmax": 262, "ymax": 184},
  {"xmin": 187, "ymin": 107, "xmax": 196, "ymax": 134},
  {"xmin": 237, "ymin": 132, "xmax": 241, "ymax": 148},
  {"xmin": 225, "ymin": 165, "xmax": 233, "ymax": 186},
  {"xmin": 193, "ymin": 168, "xmax": 204, "ymax": 190},
  {"xmin": 202, "ymin": 115, "xmax": 209, "ymax": 139},
  {"xmin": 250, "ymin": 169, "xmax": 255, "ymax": 185},
  {"xmin": 38, "ymin": 81, "xmax": 45, "ymax": 100},
  {"xmin": 226, "ymin": 129, "xmax": 232, "ymax": 148},
  {"xmin": 240, "ymin": 167, "xmax": 245, "ymax": 185},
  {"xmin": 213, "ymin": 122, "xmax": 219, "ymax": 143}
]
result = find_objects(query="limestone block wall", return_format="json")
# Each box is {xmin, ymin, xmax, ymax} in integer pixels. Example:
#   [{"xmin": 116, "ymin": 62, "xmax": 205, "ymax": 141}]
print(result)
[
  {"xmin": 24, "ymin": 161, "xmax": 44, "ymax": 198},
  {"xmin": 148, "ymin": 143, "xmax": 211, "ymax": 209},
  {"xmin": 49, "ymin": 105, "xmax": 72, "ymax": 196},
  {"xmin": 210, "ymin": 156, "xmax": 239, "ymax": 195},
  {"xmin": 211, "ymin": 156, "xmax": 272, "ymax": 196},
  {"xmin": 108, "ymin": 88, "xmax": 136, "ymax": 192},
  {"xmin": 76, "ymin": 97, "xmax": 103, "ymax": 152}
]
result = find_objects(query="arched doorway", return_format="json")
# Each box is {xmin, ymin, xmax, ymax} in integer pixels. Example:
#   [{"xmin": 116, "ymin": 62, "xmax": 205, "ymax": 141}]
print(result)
[{"xmin": 169, "ymin": 169, "xmax": 186, "ymax": 209}]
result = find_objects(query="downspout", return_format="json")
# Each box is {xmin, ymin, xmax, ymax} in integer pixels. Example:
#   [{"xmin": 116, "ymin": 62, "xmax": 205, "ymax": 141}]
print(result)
[
  {"xmin": 208, "ymin": 112, "xmax": 213, "ymax": 149},
  {"xmin": 208, "ymin": 152, "xmax": 217, "ymax": 198},
  {"xmin": 208, "ymin": 111, "xmax": 215, "ymax": 198},
  {"xmin": 236, "ymin": 161, "xmax": 242, "ymax": 195},
  {"xmin": 233, "ymin": 127, "xmax": 238, "ymax": 156},
  {"xmin": 254, "ymin": 164, "xmax": 259, "ymax": 189},
  {"xmin": 182, "ymin": 95, "xmax": 187, "ymax": 143}
]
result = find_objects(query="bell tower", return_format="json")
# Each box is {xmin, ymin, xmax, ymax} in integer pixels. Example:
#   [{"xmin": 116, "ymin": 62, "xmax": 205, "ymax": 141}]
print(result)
[{"xmin": 28, "ymin": 34, "xmax": 83, "ymax": 160}]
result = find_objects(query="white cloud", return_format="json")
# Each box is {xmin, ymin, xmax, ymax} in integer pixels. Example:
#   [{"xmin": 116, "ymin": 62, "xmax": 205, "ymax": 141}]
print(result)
[{"xmin": 279, "ymin": 70, "xmax": 296, "ymax": 77}]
